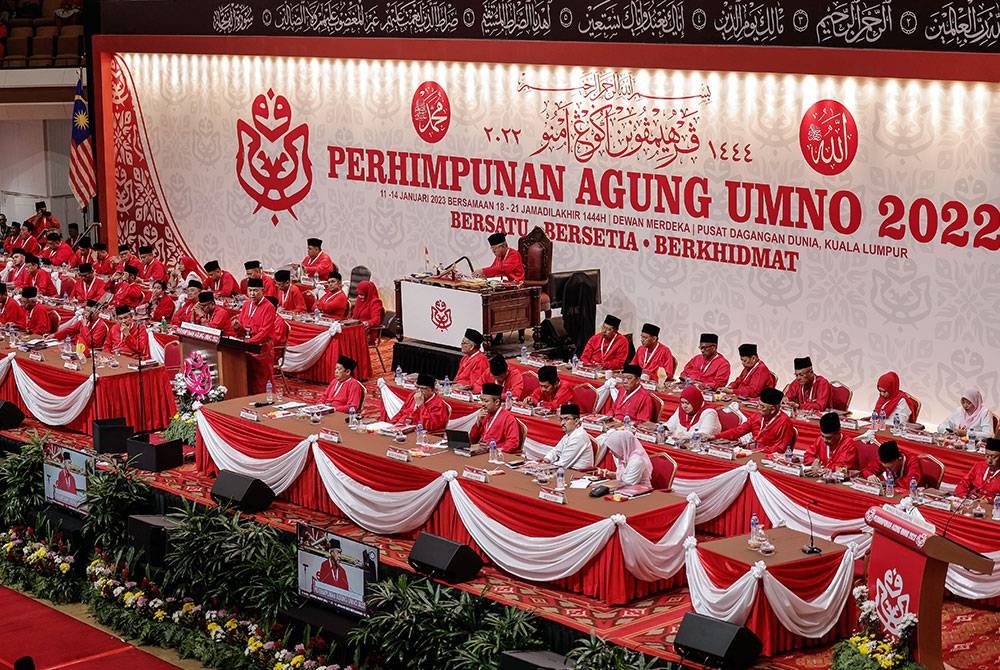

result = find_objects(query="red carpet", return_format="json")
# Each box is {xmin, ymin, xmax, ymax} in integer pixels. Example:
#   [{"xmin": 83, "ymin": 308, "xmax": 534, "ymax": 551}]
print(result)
[{"xmin": 0, "ymin": 587, "xmax": 178, "ymax": 670}]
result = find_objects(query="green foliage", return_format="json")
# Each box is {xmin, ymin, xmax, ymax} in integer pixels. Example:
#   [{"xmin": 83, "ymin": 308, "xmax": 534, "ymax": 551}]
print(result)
[
  {"xmin": 0, "ymin": 431, "xmax": 47, "ymax": 526},
  {"xmin": 83, "ymin": 456, "xmax": 151, "ymax": 555},
  {"xmin": 453, "ymin": 605, "xmax": 542, "ymax": 669},
  {"xmin": 230, "ymin": 534, "xmax": 298, "ymax": 628},
  {"xmin": 162, "ymin": 414, "xmax": 197, "ymax": 445},
  {"xmin": 831, "ymin": 641, "xmax": 924, "ymax": 670},
  {"xmin": 567, "ymin": 632, "xmax": 666, "ymax": 669}
]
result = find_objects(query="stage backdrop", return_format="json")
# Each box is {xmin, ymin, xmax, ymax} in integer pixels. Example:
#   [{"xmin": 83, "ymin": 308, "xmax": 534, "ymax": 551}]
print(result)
[{"xmin": 94, "ymin": 38, "xmax": 1000, "ymax": 426}]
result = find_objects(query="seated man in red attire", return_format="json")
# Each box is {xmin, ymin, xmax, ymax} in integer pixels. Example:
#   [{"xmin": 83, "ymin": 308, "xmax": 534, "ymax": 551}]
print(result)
[
  {"xmin": 108, "ymin": 305, "xmax": 150, "ymax": 358},
  {"xmin": 137, "ymin": 245, "xmax": 166, "ymax": 283},
  {"xmin": 110, "ymin": 265, "xmax": 145, "ymax": 309},
  {"xmin": 301, "ymin": 237, "xmax": 336, "ymax": 280},
  {"xmin": 69, "ymin": 263, "xmax": 107, "ymax": 304},
  {"xmin": 239, "ymin": 260, "xmax": 278, "ymax": 298},
  {"xmin": 55, "ymin": 299, "xmax": 109, "ymax": 353},
  {"xmin": 393, "ymin": 373, "xmax": 449, "ymax": 432},
  {"xmin": 316, "ymin": 271, "xmax": 349, "ymax": 319},
  {"xmin": 149, "ymin": 280, "xmax": 175, "ymax": 323},
  {"xmin": 453, "ymin": 328, "xmax": 490, "ymax": 392},
  {"xmin": 42, "ymin": 232, "xmax": 76, "ymax": 267},
  {"xmin": 171, "ymin": 279, "xmax": 202, "ymax": 326},
  {"xmin": 112, "ymin": 244, "xmax": 135, "ymax": 273},
  {"xmin": 630, "ymin": 322, "xmax": 674, "ymax": 379},
  {"xmin": 680, "ymin": 333, "xmax": 731, "ymax": 389},
  {"xmin": 803, "ymin": 412, "xmax": 862, "ymax": 472},
  {"xmin": 75, "ymin": 237, "xmax": 96, "ymax": 266},
  {"xmin": 203, "ymin": 259, "xmax": 239, "ymax": 298},
  {"xmin": 474, "ymin": 232, "xmax": 524, "ymax": 282},
  {"xmin": 91, "ymin": 242, "xmax": 115, "ymax": 275},
  {"xmin": 530, "ymin": 364, "xmax": 574, "ymax": 410},
  {"xmin": 18, "ymin": 254, "xmax": 56, "ymax": 297},
  {"xmin": 21, "ymin": 287, "xmax": 55, "ymax": 335},
  {"xmin": 724, "ymin": 343, "xmax": 775, "ymax": 399},
  {"xmin": 579, "ymin": 314, "xmax": 629, "ymax": 370},
  {"xmin": 469, "ymin": 382, "xmax": 521, "ymax": 453},
  {"xmin": 2, "ymin": 248, "xmax": 28, "ymax": 285},
  {"xmin": 0, "ymin": 283, "xmax": 27, "ymax": 329},
  {"xmin": 237, "ymin": 278, "xmax": 277, "ymax": 394},
  {"xmin": 486, "ymin": 355, "xmax": 525, "ymax": 401},
  {"xmin": 274, "ymin": 269, "xmax": 307, "ymax": 313},
  {"xmin": 320, "ymin": 355, "xmax": 366, "ymax": 414},
  {"xmin": 312, "ymin": 539, "xmax": 349, "ymax": 591},
  {"xmin": 15, "ymin": 221, "xmax": 41, "ymax": 256},
  {"xmin": 714, "ymin": 387, "xmax": 794, "ymax": 454},
  {"xmin": 193, "ymin": 290, "xmax": 236, "ymax": 336},
  {"xmin": 784, "ymin": 356, "xmax": 832, "ymax": 411},
  {"xmin": 955, "ymin": 439, "xmax": 1000, "ymax": 500},
  {"xmin": 609, "ymin": 364, "xmax": 657, "ymax": 422},
  {"xmin": 264, "ymin": 296, "xmax": 290, "ymax": 349},
  {"xmin": 865, "ymin": 441, "xmax": 934, "ymax": 488}
]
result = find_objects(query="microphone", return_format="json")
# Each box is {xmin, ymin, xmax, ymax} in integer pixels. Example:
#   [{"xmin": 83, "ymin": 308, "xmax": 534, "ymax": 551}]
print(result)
[
  {"xmin": 941, "ymin": 488, "xmax": 977, "ymax": 540},
  {"xmin": 802, "ymin": 498, "xmax": 822, "ymax": 555}
]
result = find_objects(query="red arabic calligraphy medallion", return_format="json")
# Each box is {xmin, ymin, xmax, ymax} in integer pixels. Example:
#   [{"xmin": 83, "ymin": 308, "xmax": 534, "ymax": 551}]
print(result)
[
  {"xmin": 430, "ymin": 299, "xmax": 452, "ymax": 331},
  {"xmin": 411, "ymin": 81, "xmax": 451, "ymax": 144},
  {"xmin": 799, "ymin": 99, "xmax": 858, "ymax": 176}
]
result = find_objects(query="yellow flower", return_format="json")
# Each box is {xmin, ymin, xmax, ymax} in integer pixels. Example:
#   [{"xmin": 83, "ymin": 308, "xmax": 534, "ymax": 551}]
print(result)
[
  {"xmin": 182, "ymin": 602, "xmax": 195, "ymax": 614},
  {"xmin": 225, "ymin": 618, "xmax": 238, "ymax": 631},
  {"xmin": 153, "ymin": 610, "xmax": 168, "ymax": 621},
  {"xmin": 59, "ymin": 562, "xmax": 70, "ymax": 574},
  {"xmin": 273, "ymin": 664, "xmax": 287, "ymax": 670},
  {"xmin": 291, "ymin": 655, "xmax": 305, "ymax": 667},
  {"xmin": 206, "ymin": 622, "xmax": 221, "ymax": 633}
]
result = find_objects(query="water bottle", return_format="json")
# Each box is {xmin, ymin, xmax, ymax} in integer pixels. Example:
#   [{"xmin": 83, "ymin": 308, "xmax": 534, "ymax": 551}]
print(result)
[
  {"xmin": 348, "ymin": 406, "xmax": 357, "ymax": 429},
  {"xmin": 892, "ymin": 413, "xmax": 902, "ymax": 435},
  {"xmin": 265, "ymin": 380, "xmax": 273, "ymax": 403},
  {"xmin": 878, "ymin": 409, "xmax": 886, "ymax": 431},
  {"xmin": 784, "ymin": 442, "xmax": 794, "ymax": 462},
  {"xmin": 505, "ymin": 390, "xmax": 513, "ymax": 410},
  {"xmin": 691, "ymin": 427, "xmax": 701, "ymax": 451},
  {"xmin": 909, "ymin": 476, "xmax": 918, "ymax": 502},
  {"xmin": 520, "ymin": 344, "xmax": 528, "ymax": 362},
  {"xmin": 489, "ymin": 439, "xmax": 498, "ymax": 463},
  {"xmin": 313, "ymin": 306, "xmax": 321, "ymax": 322},
  {"xmin": 556, "ymin": 466, "xmax": 566, "ymax": 490},
  {"xmin": 395, "ymin": 365, "xmax": 404, "ymax": 385},
  {"xmin": 571, "ymin": 354, "xmax": 579, "ymax": 372},
  {"xmin": 623, "ymin": 414, "xmax": 632, "ymax": 430},
  {"xmin": 655, "ymin": 422, "xmax": 666, "ymax": 445},
  {"xmin": 870, "ymin": 410, "xmax": 878, "ymax": 428},
  {"xmin": 443, "ymin": 375, "xmax": 451, "ymax": 395},
  {"xmin": 992, "ymin": 495, "xmax": 1000, "ymax": 521},
  {"xmin": 416, "ymin": 422, "xmax": 425, "ymax": 446},
  {"xmin": 63, "ymin": 335, "xmax": 71, "ymax": 353},
  {"xmin": 160, "ymin": 317, "xmax": 168, "ymax": 333},
  {"xmin": 884, "ymin": 470, "xmax": 895, "ymax": 498},
  {"xmin": 750, "ymin": 512, "xmax": 761, "ymax": 541}
]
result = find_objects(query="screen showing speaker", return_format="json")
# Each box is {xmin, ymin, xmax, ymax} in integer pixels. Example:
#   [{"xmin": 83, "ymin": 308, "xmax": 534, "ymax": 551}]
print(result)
[
  {"xmin": 296, "ymin": 523, "xmax": 379, "ymax": 616},
  {"xmin": 43, "ymin": 445, "xmax": 94, "ymax": 514}
]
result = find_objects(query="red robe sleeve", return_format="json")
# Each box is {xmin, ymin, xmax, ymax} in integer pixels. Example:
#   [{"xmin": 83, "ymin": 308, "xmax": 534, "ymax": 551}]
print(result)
[
  {"xmin": 399, "ymin": 394, "xmax": 449, "ymax": 432},
  {"xmin": 470, "ymin": 410, "xmax": 521, "ymax": 453},
  {"xmin": 239, "ymin": 300, "xmax": 276, "ymax": 345},
  {"xmin": 53, "ymin": 243, "xmax": 76, "ymax": 267},
  {"xmin": 789, "ymin": 377, "xmax": 831, "ymax": 411},
  {"xmin": 318, "ymin": 290, "xmax": 349, "ymax": 318},
  {"xmin": 532, "ymin": 382, "xmax": 575, "ymax": 410},
  {"xmin": 631, "ymin": 344, "xmax": 675, "ymax": 378},
  {"xmin": 611, "ymin": 388, "xmax": 656, "ymax": 422},
  {"xmin": 729, "ymin": 363, "xmax": 774, "ymax": 398},
  {"xmin": 171, "ymin": 299, "xmax": 195, "ymax": 326},
  {"xmin": 717, "ymin": 415, "xmax": 758, "ymax": 442},
  {"xmin": 302, "ymin": 253, "xmax": 335, "ymax": 280},
  {"xmin": 151, "ymin": 295, "xmax": 175, "ymax": 322},
  {"xmin": 281, "ymin": 286, "xmax": 307, "ymax": 313},
  {"xmin": 454, "ymin": 352, "xmax": 490, "ymax": 391},
  {"xmin": 198, "ymin": 306, "xmax": 236, "ymax": 336},
  {"xmin": 35, "ymin": 271, "xmax": 56, "ymax": 297},
  {"xmin": 501, "ymin": 368, "xmax": 526, "ymax": 400},
  {"xmin": 0, "ymin": 299, "xmax": 27, "ymax": 329},
  {"xmin": 482, "ymin": 249, "xmax": 524, "ymax": 282},
  {"xmin": 579, "ymin": 333, "xmax": 603, "ymax": 367},
  {"xmin": 26, "ymin": 305, "xmax": 53, "ymax": 335},
  {"xmin": 757, "ymin": 413, "xmax": 795, "ymax": 454}
]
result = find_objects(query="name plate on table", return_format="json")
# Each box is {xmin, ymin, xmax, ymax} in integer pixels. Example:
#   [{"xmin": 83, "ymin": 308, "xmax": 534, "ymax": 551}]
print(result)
[
  {"xmin": 386, "ymin": 446, "xmax": 411, "ymax": 463},
  {"xmin": 849, "ymin": 479, "xmax": 883, "ymax": 496},
  {"xmin": 582, "ymin": 420, "xmax": 609, "ymax": 433},
  {"xmin": 841, "ymin": 418, "xmax": 859, "ymax": 430},
  {"xmin": 771, "ymin": 461, "xmax": 803, "ymax": 476},
  {"xmin": 901, "ymin": 431, "xmax": 934, "ymax": 444},
  {"xmin": 521, "ymin": 357, "xmax": 545, "ymax": 368},
  {"xmin": 28, "ymin": 351, "xmax": 44, "ymax": 361},
  {"xmin": 400, "ymin": 381, "xmax": 417, "ymax": 390},
  {"xmin": 574, "ymin": 368, "xmax": 599, "ymax": 379},
  {"xmin": 63, "ymin": 361, "xmax": 80, "ymax": 371},
  {"xmin": 461, "ymin": 467, "xmax": 489, "ymax": 483},
  {"xmin": 449, "ymin": 390, "xmax": 474, "ymax": 402},
  {"xmin": 920, "ymin": 497, "xmax": 952, "ymax": 511},
  {"xmin": 319, "ymin": 429, "xmax": 341, "ymax": 444},
  {"xmin": 239, "ymin": 409, "xmax": 259, "ymax": 422},
  {"xmin": 635, "ymin": 430, "xmax": 658, "ymax": 444},
  {"xmin": 707, "ymin": 445, "xmax": 736, "ymax": 461},
  {"xmin": 510, "ymin": 404, "xmax": 534, "ymax": 417},
  {"xmin": 538, "ymin": 487, "xmax": 566, "ymax": 504}
]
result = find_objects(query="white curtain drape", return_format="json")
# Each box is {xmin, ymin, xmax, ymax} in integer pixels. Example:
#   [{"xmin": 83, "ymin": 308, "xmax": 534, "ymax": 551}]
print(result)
[
  {"xmin": 750, "ymin": 470, "xmax": 868, "ymax": 540},
  {"xmin": 618, "ymin": 493, "xmax": 698, "ymax": 581},
  {"xmin": 685, "ymin": 537, "xmax": 761, "ymax": 624},
  {"xmin": 947, "ymin": 551, "xmax": 1000, "ymax": 599},
  {"xmin": 147, "ymin": 330, "xmax": 165, "ymax": 364},
  {"xmin": 447, "ymin": 411, "xmax": 478, "ymax": 432},
  {"xmin": 673, "ymin": 463, "xmax": 753, "ymax": 524},
  {"xmin": 281, "ymin": 322, "xmax": 342, "ymax": 373},
  {"xmin": 11, "ymin": 358, "xmax": 94, "ymax": 425},
  {"xmin": 523, "ymin": 435, "xmax": 551, "ymax": 460},
  {"xmin": 0, "ymin": 352, "xmax": 15, "ymax": 385},
  {"xmin": 195, "ymin": 410, "xmax": 310, "ymax": 494},
  {"xmin": 378, "ymin": 379, "xmax": 405, "ymax": 418},
  {"xmin": 311, "ymin": 444, "xmax": 450, "ymax": 534}
]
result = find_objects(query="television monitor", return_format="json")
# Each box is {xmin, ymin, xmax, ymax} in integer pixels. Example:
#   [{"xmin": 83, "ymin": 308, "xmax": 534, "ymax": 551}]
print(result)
[
  {"xmin": 296, "ymin": 523, "xmax": 379, "ymax": 616},
  {"xmin": 43, "ymin": 445, "xmax": 94, "ymax": 514}
]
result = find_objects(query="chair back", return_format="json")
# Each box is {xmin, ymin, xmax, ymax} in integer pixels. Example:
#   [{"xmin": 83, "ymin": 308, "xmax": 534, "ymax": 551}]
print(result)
[
  {"xmin": 572, "ymin": 383, "xmax": 598, "ymax": 413},
  {"xmin": 790, "ymin": 426, "xmax": 799, "ymax": 449},
  {"xmin": 902, "ymin": 391, "xmax": 921, "ymax": 422},
  {"xmin": 650, "ymin": 453, "xmax": 678, "ymax": 491},
  {"xmin": 717, "ymin": 407, "xmax": 742, "ymax": 432},
  {"xmin": 516, "ymin": 419, "xmax": 527, "ymax": 451},
  {"xmin": 302, "ymin": 290, "xmax": 316, "ymax": 312},
  {"xmin": 357, "ymin": 386, "xmax": 367, "ymax": 414},
  {"xmin": 163, "ymin": 340, "xmax": 182, "ymax": 376},
  {"xmin": 829, "ymin": 381, "xmax": 853, "ymax": 412},
  {"xmin": 47, "ymin": 309, "xmax": 60, "ymax": 333},
  {"xmin": 916, "ymin": 454, "xmax": 945, "ymax": 489},
  {"xmin": 857, "ymin": 440, "xmax": 880, "ymax": 475},
  {"xmin": 517, "ymin": 226, "xmax": 552, "ymax": 286},
  {"xmin": 650, "ymin": 394, "xmax": 664, "ymax": 423},
  {"xmin": 521, "ymin": 370, "xmax": 540, "ymax": 398},
  {"xmin": 348, "ymin": 265, "xmax": 371, "ymax": 300},
  {"xmin": 767, "ymin": 371, "xmax": 778, "ymax": 389},
  {"xmin": 592, "ymin": 435, "xmax": 609, "ymax": 469}
]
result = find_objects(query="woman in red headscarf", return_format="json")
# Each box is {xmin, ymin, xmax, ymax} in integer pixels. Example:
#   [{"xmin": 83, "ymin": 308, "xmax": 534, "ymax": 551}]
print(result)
[
  {"xmin": 664, "ymin": 385, "xmax": 721, "ymax": 439},
  {"xmin": 352, "ymin": 280, "xmax": 384, "ymax": 330},
  {"xmin": 873, "ymin": 371, "xmax": 912, "ymax": 425}
]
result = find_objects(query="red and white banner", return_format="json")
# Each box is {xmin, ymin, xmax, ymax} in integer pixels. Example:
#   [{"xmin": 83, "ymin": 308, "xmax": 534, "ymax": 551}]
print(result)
[{"xmin": 99, "ymin": 40, "xmax": 1000, "ymax": 423}]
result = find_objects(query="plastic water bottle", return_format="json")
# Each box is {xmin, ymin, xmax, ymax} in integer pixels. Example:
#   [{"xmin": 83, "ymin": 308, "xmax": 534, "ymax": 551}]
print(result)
[
  {"xmin": 691, "ymin": 427, "xmax": 701, "ymax": 451},
  {"xmin": 892, "ymin": 413, "xmax": 902, "ymax": 435},
  {"xmin": 556, "ymin": 466, "xmax": 566, "ymax": 490},
  {"xmin": 750, "ymin": 512, "xmax": 761, "ymax": 540},
  {"xmin": 395, "ymin": 365, "xmax": 404, "ymax": 385},
  {"xmin": 265, "ymin": 380, "xmax": 273, "ymax": 403},
  {"xmin": 884, "ymin": 470, "xmax": 895, "ymax": 498},
  {"xmin": 160, "ymin": 317, "xmax": 168, "ymax": 333},
  {"xmin": 784, "ymin": 442, "xmax": 794, "ymax": 462},
  {"xmin": 489, "ymin": 439, "xmax": 498, "ymax": 463},
  {"xmin": 870, "ymin": 410, "xmax": 878, "ymax": 428},
  {"xmin": 505, "ymin": 390, "xmax": 513, "ymax": 410},
  {"xmin": 909, "ymin": 476, "xmax": 918, "ymax": 502},
  {"xmin": 623, "ymin": 414, "xmax": 632, "ymax": 430},
  {"xmin": 415, "ymin": 422, "xmax": 425, "ymax": 446},
  {"xmin": 878, "ymin": 409, "xmax": 886, "ymax": 431},
  {"xmin": 348, "ymin": 406, "xmax": 357, "ymax": 429},
  {"xmin": 656, "ymin": 423, "xmax": 666, "ymax": 444},
  {"xmin": 520, "ymin": 345, "xmax": 528, "ymax": 363},
  {"xmin": 571, "ymin": 354, "xmax": 579, "ymax": 372},
  {"xmin": 992, "ymin": 495, "xmax": 1000, "ymax": 521},
  {"xmin": 443, "ymin": 375, "xmax": 451, "ymax": 395},
  {"xmin": 313, "ymin": 306, "xmax": 321, "ymax": 322},
  {"xmin": 63, "ymin": 335, "xmax": 71, "ymax": 353}
]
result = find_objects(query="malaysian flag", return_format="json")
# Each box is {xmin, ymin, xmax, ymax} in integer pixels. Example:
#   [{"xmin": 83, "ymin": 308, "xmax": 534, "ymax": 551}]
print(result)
[{"xmin": 69, "ymin": 76, "xmax": 97, "ymax": 210}]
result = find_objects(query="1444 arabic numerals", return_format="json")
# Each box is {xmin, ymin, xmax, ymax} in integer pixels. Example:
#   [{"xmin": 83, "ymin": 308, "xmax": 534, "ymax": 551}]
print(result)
[{"xmin": 707, "ymin": 141, "xmax": 752, "ymax": 162}]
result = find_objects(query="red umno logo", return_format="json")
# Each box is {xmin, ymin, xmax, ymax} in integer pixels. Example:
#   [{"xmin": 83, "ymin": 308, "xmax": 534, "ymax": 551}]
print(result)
[
  {"xmin": 411, "ymin": 81, "xmax": 451, "ymax": 144},
  {"xmin": 799, "ymin": 99, "xmax": 858, "ymax": 176},
  {"xmin": 430, "ymin": 299, "xmax": 452, "ymax": 331},
  {"xmin": 236, "ymin": 88, "xmax": 313, "ymax": 225}
]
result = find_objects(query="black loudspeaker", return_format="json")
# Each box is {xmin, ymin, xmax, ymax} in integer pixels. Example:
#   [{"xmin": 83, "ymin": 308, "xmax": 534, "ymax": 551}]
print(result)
[
  {"xmin": 0, "ymin": 401, "xmax": 24, "ymax": 429},
  {"xmin": 408, "ymin": 532, "xmax": 483, "ymax": 583},
  {"xmin": 92, "ymin": 418, "xmax": 133, "ymax": 454},
  {"xmin": 127, "ymin": 514, "xmax": 179, "ymax": 567},
  {"xmin": 127, "ymin": 435, "xmax": 183, "ymax": 472},
  {"xmin": 13, "ymin": 657, "xmax": 35, "ymax": 670},
  {"xmin": 210, "ymin": 470, "xmax": 275, "ymax": 513},
  {"xmin": 500, "ymin": 650, "xmax": 573, "ymax": 670},
  {"xmin": 673, "ymin": 612, "xmax": 762, "ymax": 670}
]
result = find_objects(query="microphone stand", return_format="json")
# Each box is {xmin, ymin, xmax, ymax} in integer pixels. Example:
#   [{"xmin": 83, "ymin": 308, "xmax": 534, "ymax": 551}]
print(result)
[
  {"xmin": 801, "ymin": 499, "xmax": 822, "ymax": 555},
  {"xmin": 941, "ymin": 490, "xmax": 976, "ymax": 540}
]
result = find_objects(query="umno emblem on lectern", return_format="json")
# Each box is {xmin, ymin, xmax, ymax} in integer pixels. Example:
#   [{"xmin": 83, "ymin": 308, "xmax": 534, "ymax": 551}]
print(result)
[
  {"xmin": 874, "ymin": 567, "xmax": 912, "ymax": 637},
  {"xmin": 430, "ymin": 299, "xmax": 452, "ymax": 331}
]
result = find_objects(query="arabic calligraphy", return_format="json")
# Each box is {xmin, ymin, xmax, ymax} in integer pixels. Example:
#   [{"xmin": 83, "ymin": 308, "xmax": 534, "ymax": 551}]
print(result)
[
  {"xmin": 412, "ymin": 81, "xmax": 451, "ymax": 143},
  {"xmin": 383, "ymin": 0, "xmax": 459, "ymax": 33},
  {"xmin": 874, "ymin": 568, "xmax": 912, "ymax": 637},
  {"xmin": 925, "ymin": 1, "xmax": 1000, "ymax": 48},
  {"xmin": 816, "ymin": 0, "xmax": 893, "ymax": 44},
  {"xmin": 268, "ymin": 1, "xmax": 379, "ymax": 34},
  {"xmin": 576, "ymin": 0, "xmax": 685, "ymax": 40},
  {"xmin": 714, "ymin": 0, "xmax": 785, "ymax": 42},
  {"xmin": 798, "ymin": 99, "xmax": 858, "ymax": 176},
  {"xmin": 212, "ymin": 2, "xmax": 254, "ymax": 33},
  {"xmin": 522, "ymin": 71, "xmax": 710, "ymax": 169},
  {"xmin": 481, "ymin": 0, "xmax": 552, "ymax": 37}
]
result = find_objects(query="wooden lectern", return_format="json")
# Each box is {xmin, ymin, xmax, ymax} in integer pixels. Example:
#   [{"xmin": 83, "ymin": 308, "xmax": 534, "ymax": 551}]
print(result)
[
  {"xmin": 864, "ymin": 507, "xmax": 994, "ymax": 670},
  {"xmin": 176, "ymin": 323, "xmax": 261, "ymax": 398}
]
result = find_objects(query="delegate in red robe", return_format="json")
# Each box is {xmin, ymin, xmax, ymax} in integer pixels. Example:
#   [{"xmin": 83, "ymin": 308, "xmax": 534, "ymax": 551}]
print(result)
[
  {"xmin": 320, "ymin": 377, "xmax": 366, "ymax": 413},
  {"xmin": 140, "ymin": 258, "xmax": 167, "ymax": 283},
  {"xmin": 239, "ymin": 275, "xmax": 279, "ymax": 299},
  {"xmin": 631, "ymin": 342, "xmax": 675, "ymax": 379},
  {"xmin": 680, "ymin": 352, "xmax": 731, "ymax": 389},
  {"xmin": 55, "ymin": 469, "xmax": 78, "ymax": 494},
  {"xmin": 469, "ymin": 408, "xmax": 521, "ymax": 453},
  {"xmin": 481, "ymin": 248, "xmax": 525, "ymax": 282},
  {"xmin": 69, "ymin": 276, "xmax": 107, "ymax": 303},
  {"xmin": 784, "ymin": 376, "xmax": 832, "ymax": 411},
  {"xmin": 273, "ymin": 317, "xmax": 290, "ymax": 349},
  {"xmin": 955, "ymin": 462, "xmax": 1000, "ymax": 499},
  {"xmin": 45, "ymin": 242, "xmax": 76, "ymax": 267},
  {"xmin": 91, "ymin": 256, "xmax": 115, "ymax": 275},
  {"xmin": 0, "ymin": 297, "xmax": 27, "ymax": 329},
  {"xmin": 302, "ymin": 252, "xmax": 335, "ymax": 280},
  {"xmin": 313, "ymin": 560, "xmax": 349, "ymax": 590},
  {"xmin": 393, "ymin": 392, "xmax": 449, "ymax": 431},
  {"xmin": 278, "ymin": 284, "xmax": 307, "ymax": 313},
  {"xmin": 802, "ymin": 433, "xmax": 863, "ymax": 471},
  {"xmin": 150, "ymin": 294, "xmax": 176, "ymax": 322},
  {"xmin": 56, "ymin": 317, "xmax": 110, "ymax": 354},
  {"xmin": 454, "ymin": 351, "xmax": 490, "ymax": 391},
  {"xmin": 207, "ymin": 271, "xmax": 239, "ymax": 298},
  {"xmin": 579, "ymin": 332, "xmax": 629, "ymax": 370},
  {"xmin": 317, "ymin": 289, "xmax": 349, "ymax": 319},
  {"xmin": 110, "ymin": 281, "xmax": 145, "ymax": 309},
  {"xmin": 15, "ymin": 234, "xmax": 40, "ymax": 256},
  {"xmin": 195, "ymin": 306, "xmax": 236, "ymax": 336},
  {"xmin": 76, "ymin": 248, "xmax": 96, "ymax": 267},
  {"xmin": 492, "ymin": 367, "xmax": 526, "ymax": 401},
  {"xmin": 18, "ymin": 269, "xmax": 56, "ymax": 297},
  {"xmin": 108, "ymin": 323, "xmax": 150, "ymax": 358},
  {"xmin": 237, "ymin": 297, "xmax": 277, "ymax": 393},
  {"xmin": 610, "ymin": 385, "xmax": 657, "ymax": 423},
  {"xmin": 171, "ymin": 298, "xmax": 197, "ymax": 326},
  {"xmin": 530, "ymin": 382, "xmax": 575, "ymax": 411},
  {"xmin": 716, "ymin": 411, "xmax": 795, "ymax": 454},
  {"xmin": 729, "ymin": 361, "xmax": 776, "ymax": 399},
  {"xmin": 25, "ymin": 303, "xmax": 55, "ymax": 335}
]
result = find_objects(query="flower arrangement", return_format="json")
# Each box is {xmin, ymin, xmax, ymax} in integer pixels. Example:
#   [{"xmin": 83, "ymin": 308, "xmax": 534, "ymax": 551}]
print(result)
[
  {"xmin": 163, "ymin": 372, "xmax": 228, "ymax": 444},
  {"xmin": 86, "ymin": 553, "xmax": 347, "ymax": 670},
  {"xmin": 0, "ymin": 526, "xmax": 80, "ymax": 603},
  {"xmin": 831, "ymin": 586, "xmax": 920, "ymax": 670}
]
